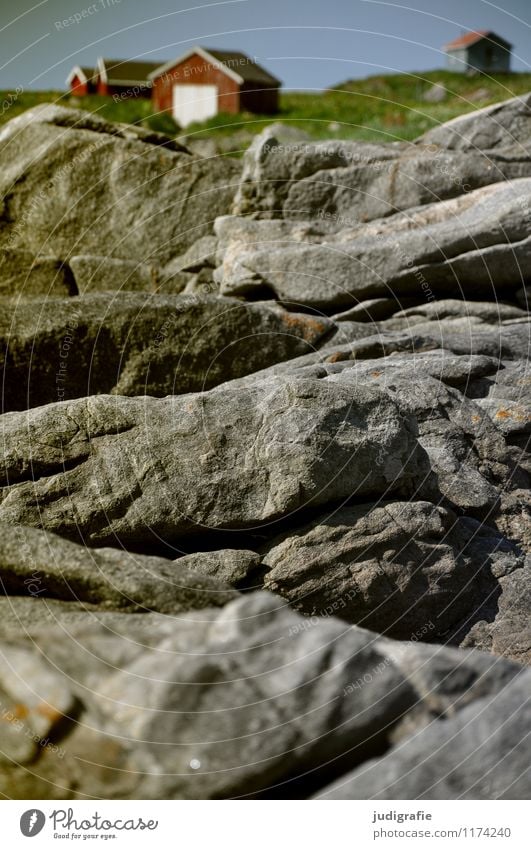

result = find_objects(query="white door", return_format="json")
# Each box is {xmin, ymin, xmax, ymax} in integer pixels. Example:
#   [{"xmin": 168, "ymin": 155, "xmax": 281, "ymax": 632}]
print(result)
[{"xmin": 172, "ymin": 84, "xmax": 218, "ymax": 126}]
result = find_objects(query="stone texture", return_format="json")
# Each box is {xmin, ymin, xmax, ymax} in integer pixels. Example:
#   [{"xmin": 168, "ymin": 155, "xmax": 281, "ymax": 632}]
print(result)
[
  {"xmin": 0, "ymin": 373, "xmax": 422, "ymax": 545},
  {"xmin": 69, "ymin": 254, "xmax": 188, "ymax": 295},
  {"xmin": 0, "ymin": 293, "xmax": 333, "ymax": 411},
  {"xmin": 0, "ymin": 522, "xmax": 236, "ymax": 614},
  {"xmin": 0, "ymin": 104, "xmax": 240, "ymax": 268},
  {"xmin": 419, "ymin": 92, "xmax": 531, "ymax": 153},
  {"xmin": 0, "ymin": 249, "xmax": 76, "ymax": 297},
  {"xmin": 233, "ymin": 121, "xmax": 531, "ymax": 224},
  {"xmin": 0, "ymin": 592, "xmax": 524, "ymax": 799},
  {"xmin": 262, "ymin": 500, "xmax": 525, "ymax": 644},
  {"xmin": 217, "ymin": 181, "xmax": 531, "ymax": 309}
]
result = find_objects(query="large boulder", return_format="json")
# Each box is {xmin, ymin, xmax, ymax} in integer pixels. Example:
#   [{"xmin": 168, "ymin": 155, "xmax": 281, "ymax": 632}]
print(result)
[
  {"xmin": 216, "ymin": 180, "xmax": 531, "ymax": 309},
  {"xmin": 461, "ymin": 560, "xmax": 531, "ymax": 665},
  {"xmin": 0, "ymin": 592, "xmax": 524, "ymax": 799},
  {"xmin": 419, "ymin": 92, "xmax": 531, "ymax": 153},
  {"xmin": 212, "ymin": 346, "xmax": 528, "ymax": 542},
  {"xmin": 0, "ymin": 372, "xmax": 423, "ymax": 545},
  {"xmin": 0, "ymin": 104, "xmax": 240, "ymax": 268},
  {"xmin": 0, "ymin": 293, "xmax": 334, "ymax": 411},
  {"xmin": 233, "ymin": 110, "xmax": 531, "ymax": 223},
  {"xmin": 0, "ymin": 522, "xmax": 236, "ymax": 616},
  {"xmin": 316, "ymin": 669, "xmax": 531, "ymax": 799},
  {"xmin": 262, "ymin": 500, "xmax": 525, "ymax": 647}
]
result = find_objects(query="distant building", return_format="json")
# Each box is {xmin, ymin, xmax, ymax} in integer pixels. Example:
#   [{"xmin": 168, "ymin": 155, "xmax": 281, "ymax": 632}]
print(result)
[
  {"xmin": 66, "ymin": 66, "xmax": 95, "ymax": 96},
  {"xmin": 444, "ymin": 30, "xmax": 512, "ymax": 73},
  {"xmin": 149, "ymin": 46, "xmax": 281, "ymax": 126},
  {"xmin": 93, "ymin": 58, "xmax": 164, "ymax": 98}
]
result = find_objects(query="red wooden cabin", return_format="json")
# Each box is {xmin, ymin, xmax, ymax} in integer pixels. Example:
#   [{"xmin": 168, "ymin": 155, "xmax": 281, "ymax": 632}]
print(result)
[
  {"xmin": 149, "ymin": 46, "xmax": 280, "ymax": 126},
  {"xmin": 66, "ymin": 66, "xmax": 95, "ymax": 96}
]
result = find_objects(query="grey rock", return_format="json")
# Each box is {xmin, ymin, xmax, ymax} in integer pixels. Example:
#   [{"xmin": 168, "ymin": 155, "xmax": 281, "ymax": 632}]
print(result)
[
  {"xmin": 70, "ymin": 254, "xmax": 188, "ymax": 295},
  {"xmin": 331, "ymin": 297, "xmax": 422, "ymax": 322},
  {"xmin": 0, "ymin": 249, "xmax": 76, "ymax": 297},
  {"xmin": 178, "ymin": 549, "xmax": 262, "ymax": 586},
  {"xmin": 168, "ymin": 235, "xmax": 219, "ymax": 272},
  {"xmin": 475, "ymin": 397, "xmax": 531, "ymax": 436},
  {"xmin": 0, "ymin": 293, "xmax": 333, "ymax": 410},
  {"xmin": 422, "ymin": 83, "xmax": 447, "ymax": 103},
  {"xmin": 0, "ymin": 104, "xmax": 240, "ymax": 267},
  {"xmin": 462, "ymin": 559, "xmax": 531, "ymax": 665},
  {"xmin": 516, "ymin": 285, "xmax": 531, "ymax": 309},
  {"xmin": 216, "ymin": 348, "xmax": 524, "ymax": 525},
  {"xmin": 419, "ymin": 92, "xmax": 531, "ymax": 153},
  {"xmin": 217, "ymin": 181, "xmax": 531, "ymax": 309},
  {"xmin": 0, "ymin": 591, "xmax": 523, "ymax": 799},
  {"xmin": 0, "ymin": 373, "xmax": 422, "ymax": 545},
  {"xmin": 262, "ymin": 500, "xmax": 525, "ymax": 643},
  {"xmin": 316, "ymin": 670, "xmax": 531, "ymax": 799},
  {"xmin": 0, "ymin": 522, "xmax": 236, "ymax": 614},
  {"xmin": 232, "ymin": 119, "xmax": 531, "ymax": 225}
]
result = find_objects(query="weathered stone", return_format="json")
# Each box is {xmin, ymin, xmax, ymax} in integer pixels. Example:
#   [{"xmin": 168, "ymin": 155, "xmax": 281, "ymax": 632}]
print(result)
[
  {"xmin": 218, "ymin": 181, "xmax": 531, "ymax": 309},
  {"xmin": 233, "ymin": 117, "xmax": 531, "ymax": 224},
  {"xmin": 262, "ymin": 500, "xmax": 525, "ymax": 643},
  {"xmin": 0, "ymin": 373, "xmax": 422, "ymax": 545},
  {"xmin": 0, "ymin": 592, "xmax": 523, "ymax": 799},
  {"xmin": 70, "ymin": 254, "xmax": 189, "ymax": 294},
  {"xmin": 419, "ymin": 92, "xmax": 531, "ymax": 153},
  {"xmin": 316, "ymin": 670, "xmax": 531, "ymax": 799},
  {"xmin": 0, "ymin": 249, "xmax": 76, "ymax": 297},
  {"xmin": 0, "ymin": 293, "xmax": 334, "ymax": 410},
  {"xmin": 0, "ymin": 523, "xmax": 236, "ymax": 614},
  {"xmin": 0, "ymin": 104, "xmax": 240, "ymax": 267},
  {"xmin": 392, "ymin": 298, "xmax": 528, "ymax": 323},
  {"xmin": 462, "ymin": 560, "xmax": 531, "ymax": 665}
]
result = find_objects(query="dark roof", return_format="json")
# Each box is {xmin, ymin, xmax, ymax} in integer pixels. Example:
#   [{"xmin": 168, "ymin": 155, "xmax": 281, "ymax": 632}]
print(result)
[
  {"xmin": 149, "ymin": 47, "xmax": 281, "ymax": 86},
  {"xmin": 100, "ymin": 59, "xmax": 164, "ymax": 83},
  {"xmin": 444, "ymin": 30, "xmax": 512, "ymax": 51},
  {"xmin": 206, "ymin": 48, "xmax": 281, "ymax": 85},
  {"xmin": 80, "ymin": 66, "xmax": 94, "ymax": 80}
]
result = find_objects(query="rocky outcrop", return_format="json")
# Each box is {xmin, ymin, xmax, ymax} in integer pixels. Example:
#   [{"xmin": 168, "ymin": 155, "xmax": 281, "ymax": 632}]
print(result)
[
  {"xmin": 217, "ymin": 180, "xmax": 531, "ymax": 309},
  {"xmin": 233, "ymin": 114, "xmax": 531, "ymax": 223},
  {"xmin": 0, "ymin": 293, "xmax": 333, "ymax": 410},
  {"xmin": 262, "ymin": 500, "xmax": 526, "ymax": 648},
  {"xmin": 0, "ymin": 372, "xmax": 423, "ymax": 545},
  {"xmin": 0, "ymin": 98, "xmax": 529, "ymax": 800},
  {"xmin": 0, "ymin": 522, "xmax": 236, "ymax": 615},
  {"xmin": 316, "ymin": 667, "xmax": 531, "ymax": 799}
]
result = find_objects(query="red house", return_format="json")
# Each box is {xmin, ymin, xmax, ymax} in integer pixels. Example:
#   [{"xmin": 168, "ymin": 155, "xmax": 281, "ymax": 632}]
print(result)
[
  {"xmin": 66, "ymin": 66, "xmax": 95, "ymax": 96},
  {"xmin": 149, "ymin": 46, "xmax": 281, "ymax": 126}
]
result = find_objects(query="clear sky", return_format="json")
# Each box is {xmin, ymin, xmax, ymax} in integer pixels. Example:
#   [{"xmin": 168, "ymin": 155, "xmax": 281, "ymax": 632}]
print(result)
[{"xmin": 1, "ymin": 0, "xmax": 530, "ymax": 91}]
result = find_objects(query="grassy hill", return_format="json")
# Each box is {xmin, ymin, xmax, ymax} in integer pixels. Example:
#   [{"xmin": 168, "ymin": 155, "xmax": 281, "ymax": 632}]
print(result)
[{"xmin": 2, "ymin": 69, "xmax": 531, "ymax": 147}]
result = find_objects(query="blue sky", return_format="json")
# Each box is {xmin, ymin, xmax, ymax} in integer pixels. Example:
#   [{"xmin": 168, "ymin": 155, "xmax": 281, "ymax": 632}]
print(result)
[{"xmin": 1, "ymin": 0, "xmax": 530, "ymax": 91}]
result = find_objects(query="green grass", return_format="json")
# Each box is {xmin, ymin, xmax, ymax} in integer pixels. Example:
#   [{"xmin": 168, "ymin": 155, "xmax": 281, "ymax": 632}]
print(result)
[{"xmin": 2, "ymin": 69, "xmax": 531, "ymax": 146}]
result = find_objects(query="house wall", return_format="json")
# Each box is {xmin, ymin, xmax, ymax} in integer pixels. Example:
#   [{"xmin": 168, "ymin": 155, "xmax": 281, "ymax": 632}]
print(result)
[
  {"xmin": 70, "ymin": 75, "xmax": 89, "ymax": 96},
  {"xmin": 239, "ymin": 83, "xmax": 279, "ymax": 114},
  {"xmin": 446, "ymin": 48, "xmax": 468, "ymax": 72},
  {"xmin": 467, "ymin": 40, "xmax": 511, "ymax": 72},
  {"xmin": 447, "ymin": 41, "xmax": 511, "ymax": 73},
  {"xmin": 152, "ymin": 53, "xmax": 241, "ymax": 115}
]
